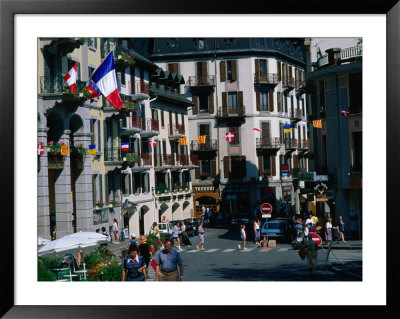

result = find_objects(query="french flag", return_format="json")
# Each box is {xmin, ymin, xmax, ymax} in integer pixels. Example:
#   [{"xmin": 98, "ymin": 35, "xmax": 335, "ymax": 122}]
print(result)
[
  {"xmin": 121, "ymin": 142, "xmax": 129, "ymax": 152},
  {"xmin": 64, "ymin": 62, "xmax": 78, "ymax": 94},
  {"xmin": 91, "ymin": 52, "xmax": 123, "ymax": 110}
]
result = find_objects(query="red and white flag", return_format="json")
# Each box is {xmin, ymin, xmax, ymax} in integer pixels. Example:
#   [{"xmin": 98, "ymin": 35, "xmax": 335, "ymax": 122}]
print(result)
[
  {"xmin": 340, "ymin": 110, "xmax": 349, "ymax": 117},
  {"xmin": 149, "ymin": 140, "xmax": 157, "ymax": 147},
  {"xmin": 225, "ymin": 132, "xmax": 234, "ymax": 142},
  {"xmin": 63, "ymin": 62, "xmax": 78, "ymax": 94},
  {"xmin": 253, "ymin": 128, "xmax": 261, "ymax": 132},
  {"xmin": 38, "ymin": 144, "xmax": 44, "ymax": 156}
]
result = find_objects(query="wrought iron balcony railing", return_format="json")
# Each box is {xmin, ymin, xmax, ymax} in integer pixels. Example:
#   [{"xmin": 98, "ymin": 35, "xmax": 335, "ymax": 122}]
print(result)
[
  {"xmin": 39, "ymin": 74, "xmax": 86, "ymax": 95},
  {"xmin": 284, "ymin": 138, "xmax": 298, "ymax": 149},
  {"xmin": 168, "ymin": 124, "xmax": 186, "ymax": 136},
  {"xmin": 188, "ymin": 75, "xmax": 215, "ymax": 87},
  {"xmin": 290, "ymin": 108, "xmax": 303, "ymax": 121},
  {"xmin": 217, "ymin": 105, "xmax": 246, "ymax": 117},
  {"xmin": 254, "ymin": 73, "xmax": 278, "ymax": 85},
  {"xmin": 282, "ymin": 76, "xmax": 295, "ymax": 89},
  {"xmin": 190, "ymin": 139, "xmax": 218, "ymax": 151},
  {"xmin": 104, "ymin": 147, "xmax": 123, "ymax": 162},
  {"xmin": 256, "ymin": 137, "xmax": 281, "ymax": 149}
]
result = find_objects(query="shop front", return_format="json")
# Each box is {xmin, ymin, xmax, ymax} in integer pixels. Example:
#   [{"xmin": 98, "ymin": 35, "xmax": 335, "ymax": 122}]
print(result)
[{"xmin": 192, "ymin": 185, "xmax": 220, "ymax": 218}]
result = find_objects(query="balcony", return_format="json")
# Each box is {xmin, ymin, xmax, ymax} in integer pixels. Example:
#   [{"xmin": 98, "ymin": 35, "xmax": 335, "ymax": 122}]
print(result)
[
  {"xmin": 151, "ymin": 119, "xmax": 160, "ymax": 132},
  {"xmin": 290, "ymin": 108, "xmax": 303, "ymax": 123},
  {"xmin": 282, "ymin": 76, "xmax": 295, "ymax": 91},
  {"xmin": 104, "ymin": 147, "xmax": 123, "ymax": 162},
  {"xmin": 168, "ymin": 124, "xmax": 186, "ymax": 138},
  {"xmin": 190, "ymin": 139, "xmax": 218, "ymax": 152},
  {"xmin": 39, "ymin": 74, "xmax": 86, "ymax": 97},
  {"xmin": 295, "ymin": 80, "xmax": 307, "ymax": 96},
  {"xmin": 188, "ymin": 75, "xmax": 215, "ymax": 87},
  {"xmin": 284, "ymin": 138, "xmax": 298, "ymax": 151},
  {"xmin": 256, "ymin": 137, "xmax": 281, "ymax": 150},
  {"xmin": 141, "ymin": 153, "xmax": 152, "ymax": 166},
  {"xmin": 298, "ymin": 139, "xmax": 309, "ymax": 151},
  {"xmin": 254, "ymin": 73, "xmax": 278, "ymax": 87},
  {"xmin": 217, "ymin": 105, "xmax": 246, "ymax": 119},
  {"xmin": 131, "ymin": 80, "xmax": 150, "ymax": 96}
]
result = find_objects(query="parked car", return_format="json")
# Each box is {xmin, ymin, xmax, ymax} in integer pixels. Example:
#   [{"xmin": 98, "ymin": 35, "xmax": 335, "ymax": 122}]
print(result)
[
  {"xmin": 230, "ymin": 213, "xmax": 251, "ymax": 229},
  {"xmin": 260, "ymin": 219, "xmax": 294, "ymax": 243},
  {"xmin": 157, "ymin": 222, "xmax": 173, "ymax": 240},
  {"xmin": 184, "ymin": 218, "xmax": 201, "ymax": 237}
]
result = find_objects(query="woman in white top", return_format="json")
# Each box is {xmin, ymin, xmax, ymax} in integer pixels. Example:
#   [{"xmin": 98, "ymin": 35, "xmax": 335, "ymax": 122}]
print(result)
[
  {"xmin": 239, "ymin": 225, "xmax": 247, "ymax": 250},
  {"xmin": 325, "ymin": 217, "xmax": 333, "ymax": 245},
  {"xmin": 254, "ymin": 218, "xmax": 261, "ymax": 246},
  {"xmin": 113, "ymin": 218, "xmax": 119, "ymax": 243},
  {"xmin": 303, "ymin": 223, "xmax": 311, "ymax": 241}
]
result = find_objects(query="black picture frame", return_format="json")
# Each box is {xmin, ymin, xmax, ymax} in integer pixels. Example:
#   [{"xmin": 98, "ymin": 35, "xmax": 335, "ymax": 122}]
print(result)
[{"xmin": 1, "ymin": 0, "xmax": 398, "ymax": 317}]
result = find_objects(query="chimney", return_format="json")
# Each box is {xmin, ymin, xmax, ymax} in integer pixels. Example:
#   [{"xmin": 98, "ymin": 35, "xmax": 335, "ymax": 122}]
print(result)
[{"xmin": 325, "ymin": 48, "xmax": 341, "ymax": 66}]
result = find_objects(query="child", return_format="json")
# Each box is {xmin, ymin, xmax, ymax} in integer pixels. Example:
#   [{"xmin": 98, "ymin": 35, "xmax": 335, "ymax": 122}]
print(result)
[{"xmin": 239, "ymin": 225, "xmax": 247, "ymax": 250}]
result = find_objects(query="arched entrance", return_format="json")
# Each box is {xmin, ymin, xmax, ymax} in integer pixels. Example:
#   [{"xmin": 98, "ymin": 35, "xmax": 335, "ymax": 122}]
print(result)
[
  {"xmin": 195, "ymin": 196, "xmax": 217, "ymax": 218},
  {"xmin": 139, "ymin": 205, "xmax": 150, "ymax": 236}
]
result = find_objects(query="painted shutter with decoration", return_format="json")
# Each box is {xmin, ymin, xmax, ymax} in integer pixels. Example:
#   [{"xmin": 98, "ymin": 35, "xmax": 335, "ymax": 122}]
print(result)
[
  {"xmin": 271, "ymin": 155, "xmax": 276, "ymax": 176},
  {"xmin": 220, "ymin": 61, "xmax": 226, "ymax": 82},
  {"xmin": 192, "ymin": 95, "xmax": 198, "ymax": 114},
  {"xmin": 223, "ymin": 156, "xmax": 230, "ymax": 178},
  {"xmin": 269, "ymin": 91, "xmax": 274, "ymax": 112},
  {"xmin": 258, "ymin": 155, "xmax": 264, "ymax": 176},
  {"xmin": 208, "ymin": 93, "xmax": 214, "ymax": 114},
  {"xmin": 231, "ymin": 60, "xmax": 237, "ymax": 81}
]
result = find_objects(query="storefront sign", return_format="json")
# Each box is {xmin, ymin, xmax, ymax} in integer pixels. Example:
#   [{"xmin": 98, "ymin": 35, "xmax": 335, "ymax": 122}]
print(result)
[{"xmin": 195, "ymin": 186, "xmax": 215, "ymax": 192}]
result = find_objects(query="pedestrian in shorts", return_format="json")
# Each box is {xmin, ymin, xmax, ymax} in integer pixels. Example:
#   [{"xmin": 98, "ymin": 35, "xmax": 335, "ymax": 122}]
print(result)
[
  {"xmin": 196, "ymin": 222, "xmax": 205, "ymax": 250},
  {"xmin": 239, "ymin": 224, "xmax": 247, "ymax": 250}
]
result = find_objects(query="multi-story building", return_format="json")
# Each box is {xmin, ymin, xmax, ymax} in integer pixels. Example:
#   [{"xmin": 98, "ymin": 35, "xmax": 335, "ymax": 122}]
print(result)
[
  {"xmin": 305, "ymin": 42, "xmax": 362, "ymax": 239},
  {"xmin": 150, "ymin": 38, "xmax": 309, "ymax": 218}
]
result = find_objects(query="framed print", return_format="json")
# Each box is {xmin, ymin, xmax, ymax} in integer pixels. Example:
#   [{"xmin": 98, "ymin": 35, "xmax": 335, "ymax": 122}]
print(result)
[{"xmin": 1, "ymin": 0, "xmax": 399, "ymax": 317}]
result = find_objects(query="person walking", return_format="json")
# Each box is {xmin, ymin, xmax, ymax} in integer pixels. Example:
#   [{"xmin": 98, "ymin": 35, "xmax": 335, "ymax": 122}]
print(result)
[
  {"xmin": 51, "ymin": 226, "xmax": 56, "ymax": 241},
  {"xmin": 303, "ymin": 233, "xmax": 318, "ymax": 276},
  {"xmin": 172, "ymin": 222, "xmax": 182, "ymax": 251},
  {"xmin": 196, "ymin": 222, "xmax": 205, "ymax": 250},
  {"xmin": 122, "ymin": 244, "xmax": 146, "ymax": 281},
  {"xmin": 254, "ymin": 218, "xmax": 261, "ymax": 246},
  {"xmin": 138, "ymin": 236, "xmax": 152, "ymax": 279},
  {"xmin": 336, "ymin": 215, "xmax": 346, "ymax": 244},
  {"xmin": 150, "ymin": 222, "xmax": 160, "ymax": 239},
  {"xmin": 303, "ymin": 223, "xmax": 311, "ymax": 241},
  {"xmin": 154, "ymin": 239, "xmax": 183, "ymax": 281},
  {"xmin": 325, "ymin": 217, "xmax": 333, "ymax": 245},
  {"xmin": 129, "ymin": 234, "xmax": 139, "ymax": 247},
  {"xmin": 180, "ymin": 220, "xmax": 192, "ymax": 247},
  {"xmin": 112, "ymin": 218, "xmax": 120, "ymax": 243},
  {"xmin": 239, "ymin": 225, "xmax": 247, "ymax": 250},
  {"xmin": 201, "ymin": 205, "xmax": 206, "ymax": 222},
  {"xmin": 161, "ymin": 215, "xmax": 169, "ymax": 223}
]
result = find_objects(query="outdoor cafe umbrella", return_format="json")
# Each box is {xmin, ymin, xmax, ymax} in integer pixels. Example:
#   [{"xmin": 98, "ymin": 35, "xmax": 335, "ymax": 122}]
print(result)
[
  {"xmin": 38, "ymin": 237, "xmax": 51, "ymax": 246},
  {"xmin": 38, "ymin": 235, "xmax": 99, "ymax": 257},
  {"xmin": 64, "ymin": 231, "xmax": 109, "ymax": 244}
]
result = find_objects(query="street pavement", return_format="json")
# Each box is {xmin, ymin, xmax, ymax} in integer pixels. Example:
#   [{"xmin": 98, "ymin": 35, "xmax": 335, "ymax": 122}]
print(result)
[{"xmin": 108, "ymin": 227, "xmax": 362, "ymax": 281}]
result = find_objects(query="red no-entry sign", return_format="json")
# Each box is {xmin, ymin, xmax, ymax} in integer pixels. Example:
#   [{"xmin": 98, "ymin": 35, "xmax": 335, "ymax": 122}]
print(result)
[
  {"xmin": 311, "ymin": 232, "xmax": 322, "ymax": 246},
  {"xmin": 260, "ymin": 203, "xmax": 273, "ymax": 216}
]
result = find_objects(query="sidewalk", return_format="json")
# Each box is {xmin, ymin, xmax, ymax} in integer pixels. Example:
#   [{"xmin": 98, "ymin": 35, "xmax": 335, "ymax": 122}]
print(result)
[
  {"xmin": 321, "ymin": 240, "xmax": 362, "ymax": 250},
  {"xmin": 329, "ymin": 260, "xmax": 362, "ymax": 280}
]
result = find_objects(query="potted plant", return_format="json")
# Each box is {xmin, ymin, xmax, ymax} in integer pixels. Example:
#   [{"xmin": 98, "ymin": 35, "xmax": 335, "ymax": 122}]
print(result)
[
  {"xmin": 95, "ymin": 200, "xmax": 104, "ymax": 209},
  {"xmin": 109, "ymin": 199, "xmax": 118, "ymax": 208},
  {"xmin": 125, "ymin": 153, "xmax": 139, "ymax": 167}
]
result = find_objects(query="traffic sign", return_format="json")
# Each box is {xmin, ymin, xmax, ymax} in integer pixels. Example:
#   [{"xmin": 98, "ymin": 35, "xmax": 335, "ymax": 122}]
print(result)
[
  {"xmin": 262, "ymin": 214, "xmax": 271, "ymax": 218},
  {"xmin": 260, "ymin": 203, "xmax": 273, "ymax": 215},
  {"xmin": 311, "ymin": 232, "xmax": 322, "ymax": 246}
]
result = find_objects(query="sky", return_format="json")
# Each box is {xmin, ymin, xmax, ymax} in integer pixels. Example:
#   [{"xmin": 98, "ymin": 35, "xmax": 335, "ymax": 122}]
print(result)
[{"xmin": 310, "ymin": 37, "xmax": 360, "ymax": 62}]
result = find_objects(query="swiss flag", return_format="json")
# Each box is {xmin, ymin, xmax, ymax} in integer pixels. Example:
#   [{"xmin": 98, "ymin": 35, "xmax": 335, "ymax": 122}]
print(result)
[
  {"xmin": 38, "ymin": 144, "xmax": 44, "ymax": 156},
  {"xmin": 63, "ymin": 62, "xmax": 78, "ymax": 94},
  {"xmin": 225, "ymin": 132, "xmax": 234, "ymax": 142},
  {"xmin": 340, "ymin": 110, "xmax": 349, "ymax": 117},
  {"xmin": 149, "ymin": 140, "xmax": 157, "ymax": 147}
]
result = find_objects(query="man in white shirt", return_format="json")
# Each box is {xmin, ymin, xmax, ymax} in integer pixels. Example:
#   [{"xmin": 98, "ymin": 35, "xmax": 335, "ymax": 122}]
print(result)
[{"xmin": 305, "ymin": 213, "xmax": 314, "ymax": 226}]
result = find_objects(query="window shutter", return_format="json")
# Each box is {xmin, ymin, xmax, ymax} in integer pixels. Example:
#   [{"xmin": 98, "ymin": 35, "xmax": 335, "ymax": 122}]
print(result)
[
  {"xmin": 223, "ymin": 156, "xmax": 230, "ymax": 178},
  {"xmin": 258, "ymin": 155, "xmax": 264, "ymax": 176},
  {"xmin": 298, "ymin": 126, "xmax": 301, "ymax": 140},
  {"xmin": 202, "ymin": 62, "xmax": 207, "ymax": 76},
  {"xmin": 99, "ymin": 174, "xmax": 103, "ymax": 201},
  {"xmin": 103, "ymin": 120, "xmax": 108, "ymax": 150},
  {"xmin": 231, "ymin": 60, "xmax": 237, "ymax": 81},
  {"xmin": 289, "ymin": 65, "xmax": 292, "ymax": 78},
  {"xmin": 293, "ymin": 155, "xmax": 298, "ymax": 169},
  {"xmin": 105, "ymin": 174, "xmax": 109, "ymax": 204},
  {"xmin": 255, "ymin": 59, "xmax": 259, "ymax": 81},
  {"xmin": 303, "ymin": 126, "xmax": 306, "ymax": 141},
  {"xmin": 220, "ymin": 61, "xmax": 226, "ymax": 82},
  {"xmin": 211, "ymin": 159, "xmax": 217, "ymax": 177},
  {"xmin": 277, "ymin": 61, "xmax": 281, "ymax": 81},
  {"xmin": 190, "ymin": 153, "xmax": 199, "ymax": 165},
  {"xmin": 269, "ymin": 91, "xmax": 274, "ymax": 112},
  {"xmin": 238, "ymin": 91, "xmax": 243, "ymax": 106},
  {"xmin": 277, "ymin": 92, "xmax": 282, "ymax": 112},
  {"xmin": 262, "ymin": 122, "xmax": 270, "ymax": 139},
  {"xmin": 208, "ymin": 93, "xmax": 214, "ymax": 113},
  {"xmin": 240, "ymin": 156, "xmax": 246, "ymax": 177},
  {"xmin": 195, "ymin": 166, "xmax": 200, "ymax": 179},
  {"xmin": 271, "ymin": 155, "xmax": 276, "ymax": 176},
  {"xmin": 256, "ymin": 91, "xmax": 260, "ymax": 111},
  {"xmin": 222, "ymin": 92, "xmax": 227, "ymax": 107},
  {"xmin": 192, "ymin": 95, "xmax": 198, "ymax": 114}
]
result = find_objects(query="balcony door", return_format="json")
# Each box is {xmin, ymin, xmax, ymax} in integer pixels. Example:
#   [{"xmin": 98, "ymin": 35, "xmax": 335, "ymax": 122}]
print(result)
[{"xmin": 199, "ymin": 124, "xmax": 210, "ymax": 149}]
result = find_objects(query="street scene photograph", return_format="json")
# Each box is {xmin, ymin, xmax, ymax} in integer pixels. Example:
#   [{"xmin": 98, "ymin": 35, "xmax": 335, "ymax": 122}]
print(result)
[{"xmin": 37, "ymin": 37, "xmax": 362, "ymax": 282}]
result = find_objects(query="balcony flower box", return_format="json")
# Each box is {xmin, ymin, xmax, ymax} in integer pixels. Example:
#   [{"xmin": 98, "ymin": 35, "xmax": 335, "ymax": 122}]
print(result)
[
  {"xmin": 95, "ymin": 200, "xmax": 105, "ymax": 210},
  {"xmin": 48, "ymin": 153, "xmax": 64, "ymax": 170}
]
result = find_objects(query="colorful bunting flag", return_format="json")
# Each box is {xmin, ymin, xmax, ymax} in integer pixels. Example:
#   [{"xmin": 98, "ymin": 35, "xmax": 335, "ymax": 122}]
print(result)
[
  {"xmin": 197, "ymin": 135, "xmax": 206, "ymax": 144},
  {"xmin": 63, "ymin": 62, "xmax": 78, "ymax": 94},
  {"xmin": 85, "ymin": 80, "xmax": 101, "ymax": 99},
  {"xmin": 38, "ymin": 144, "xmax": 44, "ymax": 156},
  {"xmin": 313, "ymin": 120, "xmax": 322, "ymax": 128},
  {"xmin": 253, "ymin": 128, "xmax": 261, "ymax": 132},
  {"xmin": 121, "ymin": 142, "xmax": 129, "ymax": 152},
  {"xmin": 179, "ymin": 137, "xmax": 188, "ymax": 146},
  {"xmin": 88, "ymin": 144, "xmax": 96, "ymax": 155},
  {"xmin": 61, "ymin": 145, "xmax": 69, "ymax": 156},
  {"xmin": 149, "ymin": 140, "xmax": 157, "ymax": 147},
  {"xmin": 283, "ymin": 124, "xmax": 292, "ymax": 133},
  {"xmin": 340, "ymin": 110, "xmax": 349, "ymax": 117},
  {"xmin": 225, "ymin": 132, "xmax": 234, "ymax": 142}
]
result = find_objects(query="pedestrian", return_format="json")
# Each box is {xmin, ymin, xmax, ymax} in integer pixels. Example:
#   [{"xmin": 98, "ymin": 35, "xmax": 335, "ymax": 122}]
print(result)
[
  {"xmin": 303, "ymin": 233, "xmax": 318, "ymax": 276},
  {"xmin": 76, "ymin": 250, "xmax": 86, "ymax": 269},
  {"xmin": 51, "ymin": 226, "xmax": 56, "ymax": 241},
  {"xmin": 336, "ymin": 215, "xmax": 346, "ymax": 244},
  {"xmin": 122, "ymin": 244, "xmax": 146, "ymax": 281},
  {"xmin": 161, "ymin": 215, "xmax": 169, "ymax": 223},
  {"xmin": 305, "ymin": 213, "xmax": 314, "ymax": 226},
  {"xmin": 154, "ymin": 239, "xmax": 183, "ymax": 281},
  {"xmin": 138, "ymin": 236, "xmax": 152, "ymax": 279},
  {"xmin": 100, "ymin": 226, "xmax": 111, "ymax": 247},
  {"xmin": 129, "ymin": 233, "xmax": 139, "ymax": 247},
  {"xmin": 196, "ymin": 221, "xmax": 205, "ymax": 250},
  {"xmin": 254, "ymin": 218, "xmax": 261, "ymax": 246},
  {"xmin": 112, "ymin": 218, "xmax": 119, "ymax": 243},
  {"xmin": 180, "ymin": 220, "xmax": 192, "ymax": 247},
  {"xmin": 325, "ymin": 217, "xmax": 333, "ymax": 245},
  {"xmin": 201, "ymin": 205, "xmax": 206, "ymax": 222},
  {"xmin": 303, "ymin": 223, "xmax": 311, "ymax": 241},
  {"xmin": 150, "ymin": 222, "xmax": 160, "ymax": 239},
  {"xmin": 172, "ymin": 222, "xmax": 182, "ymax": 251},
  {"xmin": 204, "ymin": 207, "xmax": 210, "ymax": 225},
  {"xmin": 239, "ymin": 224, "xmax": 247, "ymax": 250}
]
